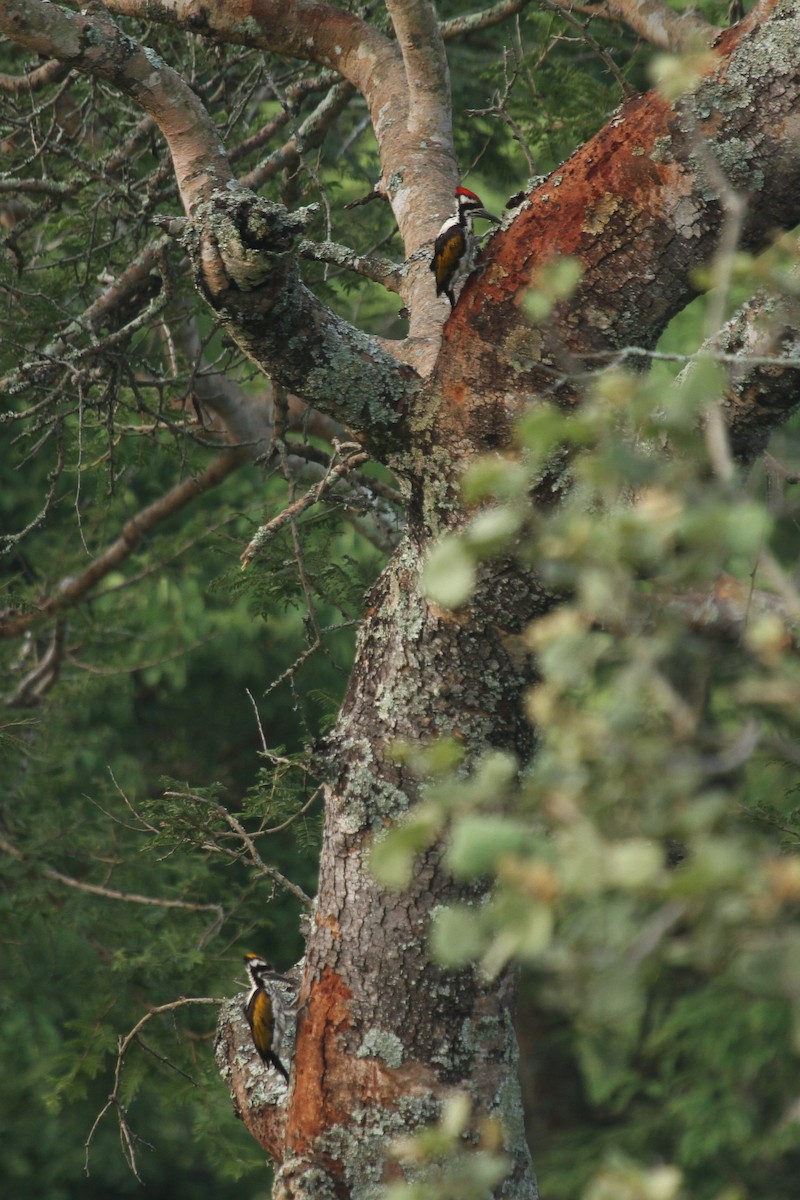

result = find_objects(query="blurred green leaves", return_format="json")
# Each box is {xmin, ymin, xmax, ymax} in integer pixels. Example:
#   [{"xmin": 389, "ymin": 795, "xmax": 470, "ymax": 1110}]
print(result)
[{"xmin": 397, "ymin": 276, "xmax": 800, "ymax": 1196}]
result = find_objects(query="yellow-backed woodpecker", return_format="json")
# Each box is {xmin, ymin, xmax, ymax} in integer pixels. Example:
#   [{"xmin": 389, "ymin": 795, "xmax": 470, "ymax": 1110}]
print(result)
[
  {"xmin": 243, "ymin": 952, "xmax": 293, "ymax": 1081},
  {"xmin": 430, "ymin": 186, "xmax": 500, "ymax": 308}
]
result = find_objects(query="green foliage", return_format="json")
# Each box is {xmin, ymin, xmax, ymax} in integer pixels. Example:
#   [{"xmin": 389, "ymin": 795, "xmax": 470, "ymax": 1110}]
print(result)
[
  {"xmin": 383, "ymin": 1094, "xmax": 510, "ymax": 1200},
  {"xmin": 0, "ymin": 420, "xmax": 370, "ymax": 1191},
  {"xmin": 0, "ymin": 341, "xmax": 373, "ymax": 1197},
  {"xmin": 581, "ymin": 1156, "xmax": 683, "ymax": 1200},
  {"xmin": 401, "ymin": 237, "xmax": 800, "ymax": 1195}
]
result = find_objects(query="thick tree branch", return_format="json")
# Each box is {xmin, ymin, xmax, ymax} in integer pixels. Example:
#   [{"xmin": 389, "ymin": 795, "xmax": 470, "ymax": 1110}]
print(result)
[
  {"xmin": 102, "ymin": 0, "xmax": 393, "ymax": 91},
  {"xmin": 0, "ymin": 1, "xmax": 422, "ymax": 440},
  {"xmin": 379, "ymin": 0, "xmax": 461, "ymax": 344},
  {"xmin": 433, "ymin": 0, "xmax": 800, "ymax": 458},
  {"xmin": 386, "ymin": 0, "xmax": 452, "ymax": 141},
  {"xmin": 441, "ymin": 0, "xmax": 535, "ymax": 38},
  {"xmin": 95, "ymin": 0, "xmax": 458, "ymax": 348},
  {"xmin": 685, "ymin": 285, "xmax": 800, "ymax": 463},
  {"xmin": 603, "ymin": 0, "xmax": 720, "ymax": 52},
  {"xmin": 654, "ymin": 574, "xmax": 800, "ymax": 644},
  {"xmin": 182, "ymin": 189, "xmax": 418, "ymax": 449},
  {"xmin": 99, "ymin": 0, "xmax": 411, "ymax": 204}
]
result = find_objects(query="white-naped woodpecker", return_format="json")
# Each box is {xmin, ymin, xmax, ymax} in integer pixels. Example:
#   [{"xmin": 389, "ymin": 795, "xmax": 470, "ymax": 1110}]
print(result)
[
  {"xmin": 243, "ymin": 952, "xmax": 293, "ymax": 1082},
  {"xmin": 430, "ymin": 186, "xmax": 501, "ymax": 308}
]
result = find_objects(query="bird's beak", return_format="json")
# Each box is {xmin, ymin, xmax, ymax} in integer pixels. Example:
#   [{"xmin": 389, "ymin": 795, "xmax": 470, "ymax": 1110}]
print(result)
[{"xmin": 473, "ymin": 209, "xmax": 501, "ymax": 224}]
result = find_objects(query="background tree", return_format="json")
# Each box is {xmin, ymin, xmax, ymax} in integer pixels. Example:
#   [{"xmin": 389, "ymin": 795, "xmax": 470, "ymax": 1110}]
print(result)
[{"xmin": 2, "ymin": 2, "xmax": 800, "ymax": 1199}]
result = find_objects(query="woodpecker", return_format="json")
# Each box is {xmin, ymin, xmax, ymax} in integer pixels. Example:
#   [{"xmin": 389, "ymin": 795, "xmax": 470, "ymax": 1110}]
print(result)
[
  {"xmin": 430, "ymin": 186, "xmax": 501, "ymax": 308},
  {"xmin": 243, "ymin": 952, "xmax": 293, "ymax": 1082}
]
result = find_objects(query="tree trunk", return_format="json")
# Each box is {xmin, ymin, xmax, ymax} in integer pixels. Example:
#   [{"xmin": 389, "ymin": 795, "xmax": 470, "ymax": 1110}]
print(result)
[
  {"xmin": 218, "ymin": 533, "xmax": 544, "ymax": 1197},
  {"xmin": 209, "ymin": 4, "xmax": 800, "ymax": 1194}
]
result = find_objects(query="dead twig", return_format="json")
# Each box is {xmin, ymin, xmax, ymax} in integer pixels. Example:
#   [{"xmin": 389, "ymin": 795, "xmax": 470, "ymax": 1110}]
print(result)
[
  {"xmin": 85, "ymin": 996, "xmax": 224, "ymax": 1180},
  {"xmin": 240, "ymin": 442, "xmax": 369, "ymax": 567}
]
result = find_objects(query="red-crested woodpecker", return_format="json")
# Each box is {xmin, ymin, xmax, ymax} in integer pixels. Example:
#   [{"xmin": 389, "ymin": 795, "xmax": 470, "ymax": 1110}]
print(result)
[
  {"xmin": 243, "ymin": 952, "xmax": 293, "ymax": 1081},
  {"xmin": 430, "ymin": 186, "xmax": 501, "ymax": 308}
]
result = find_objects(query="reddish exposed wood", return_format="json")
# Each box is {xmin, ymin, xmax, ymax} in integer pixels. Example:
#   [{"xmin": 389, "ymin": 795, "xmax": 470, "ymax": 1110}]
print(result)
[
  {"xmin": 289, "ymin": 968, "xmax": 354, "ymax": 1151},
  {"xmin": 430, "ymin": 2, "xmax": 799, "ymax": 462},
  {"xmin": 288, "ymin": 964, "xmax": 437, "ymax": 1165}
]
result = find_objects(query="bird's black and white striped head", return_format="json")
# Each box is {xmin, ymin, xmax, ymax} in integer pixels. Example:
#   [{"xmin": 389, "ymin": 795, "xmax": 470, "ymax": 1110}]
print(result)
[
  {"xmin": 244, "ymin": 952, "xmax": 286, "ymax": 992},
  {"xmin": 454, "ymin": 186, "xmax": 500, "ymax": 228}
]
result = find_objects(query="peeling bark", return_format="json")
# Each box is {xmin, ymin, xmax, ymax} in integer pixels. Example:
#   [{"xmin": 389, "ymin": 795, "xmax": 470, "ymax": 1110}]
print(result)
[{"xmin": 434, "ymin": 0, "xmax": 800, "ymax": 456}]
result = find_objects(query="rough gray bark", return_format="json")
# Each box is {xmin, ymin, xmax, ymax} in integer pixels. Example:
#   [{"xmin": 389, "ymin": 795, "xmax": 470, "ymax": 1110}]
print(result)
[{"xmin": 282, "ymin": 542, "xmax": 544, "ymax": 1198}]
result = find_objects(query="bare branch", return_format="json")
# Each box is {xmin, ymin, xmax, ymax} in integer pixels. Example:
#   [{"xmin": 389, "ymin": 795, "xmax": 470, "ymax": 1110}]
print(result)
[
  {"xmin": 0, "ymin": 56, "xmax": 70, "ymax": 93},
  {"xmin": 5, "ymin": 621, "xmax": 66, "ymax": 706},
  {"xmin": 536, "ymin": 0, "xmax": 636, "ymax": 96},
  {"xmin": 0, "ymin": 451, "xmax": 244, "ymax": 640},
  {"xmin": 241, "ymin": 80, "xmax": 356, "ymax": 192},
  {"xmin": 297, "ymin": 239, "xmax": 403, "ymax": 292},
  {"xmin": 0, "ymin": 0, "xmax": 233, "ymax": 214},
  {"xmin": 164, "ymin": 790, "xmax": 313, "ymax": 906},
  {"xmin": 171, "ymin": 315, "xmax": 278, "ymax": 454},
  {"xmin": 230, "ymin": 70, "xmax": 340, "ymax": 168},
  {"xmin": 85, "ymin": 996, "xmax": 223, "ymax": 1179},
  {"xmin": 441, "ymin": 0, "xmax": 536, "ymax": 38},
  {"xmin": 0, "ymin": 835, "xmax": 225, "ymax": 917},
  {"xmin": 241, "ymin": 444, "xmax": 370, "ymax": 567},
  {"xmin": 0, "ymin": 176, "xmax": 83, "ymax": 196},
  {"xmin": 468, "ymin": 47, "xmax": 539, "ymax": 175},
  {"xmin": 0, "ymin": 425, "xmax": 65, "ymax": 557}
]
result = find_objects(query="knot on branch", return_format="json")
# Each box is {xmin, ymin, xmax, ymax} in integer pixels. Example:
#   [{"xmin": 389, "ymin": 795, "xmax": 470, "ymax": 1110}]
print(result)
[{"xmin": 186, "ymin": 188, "xmax": 318, "ymax": 303}]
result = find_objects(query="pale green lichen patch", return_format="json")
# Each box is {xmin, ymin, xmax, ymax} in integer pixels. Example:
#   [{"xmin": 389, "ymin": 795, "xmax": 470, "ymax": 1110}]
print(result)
[
  {"xmin": 357, "ymin": 1027, "xmax": 404, "ymax": 1068},
  {"xmin": 712, "ymin": 136, "xmax": 765, "ymax": 193},
  {"xmin": 238, "ymin": 16, "xmax": 263, "ymax": 41},
  {"xmin": 315, "ymin": 1108, "xmax": 411, "ymax": 1199},
  {"xmin": 650, "ymin": 136, "xmax": 674, "ymax": 165},
  {"xmin": 335, "ymin": 745, "xmax": 410, "ymax": 832}
]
